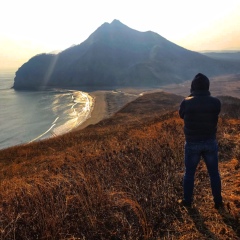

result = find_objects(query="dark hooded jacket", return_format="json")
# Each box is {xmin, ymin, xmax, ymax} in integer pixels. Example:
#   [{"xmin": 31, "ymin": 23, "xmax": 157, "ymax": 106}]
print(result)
[{"xmin": 179, "ymin": 73, "xmax": 221, "ymax": 142}]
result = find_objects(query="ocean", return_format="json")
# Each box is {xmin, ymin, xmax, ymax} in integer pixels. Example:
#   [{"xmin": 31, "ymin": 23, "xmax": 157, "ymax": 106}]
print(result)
[{"xmin": 0, "ymin": 70, "xmax": 93, "ymax": 150}]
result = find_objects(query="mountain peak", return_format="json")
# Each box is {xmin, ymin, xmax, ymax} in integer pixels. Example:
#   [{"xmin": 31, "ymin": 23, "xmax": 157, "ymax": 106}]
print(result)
[
  {"xmin": 96, "ymin": 19, "xmax": 126, "ymax": 32},
  {"xmin": 109, "ymin": 19, "xmax": 131, "ymax": 30},
  {"xmin": 110, "ymin": 19, "xmax": 122, "ymax": 25}
]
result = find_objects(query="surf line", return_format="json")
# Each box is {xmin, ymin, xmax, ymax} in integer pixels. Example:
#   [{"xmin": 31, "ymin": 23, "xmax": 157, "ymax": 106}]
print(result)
[
  {"xmin": 69, "ymin": 91, "xmax": 92, "ymax": 130},
  {"xmin": 28, "ymin": 116, "xmax": 59, "ymax": 143},
  {"xmin": 52, "ymin": 116, "xmax": 59, "ymax": 124}
]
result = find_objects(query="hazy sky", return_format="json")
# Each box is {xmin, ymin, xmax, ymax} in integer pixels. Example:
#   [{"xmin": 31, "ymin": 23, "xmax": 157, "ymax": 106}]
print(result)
[{"xmin": 1, "ymin": 0, "xmax": 240, "ymax": 70}]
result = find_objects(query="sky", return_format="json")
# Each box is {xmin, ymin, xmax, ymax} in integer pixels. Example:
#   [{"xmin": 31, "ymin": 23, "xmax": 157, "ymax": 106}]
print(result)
[{"xmin": 0, "ymin": 0, "xmax": 240, "ymax": 70}]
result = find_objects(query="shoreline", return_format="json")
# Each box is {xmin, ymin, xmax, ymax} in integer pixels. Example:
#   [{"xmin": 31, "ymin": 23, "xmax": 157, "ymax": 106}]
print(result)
[
  {"xmin": 74, "ymin": 91, "xmax": 108, "ymax": 130},
  {"xmin": 74, "ymin": 88, "xmax": 147, "ymax": 131},
  {"xmin": 1, "ymin": 73, "xmax": 240, "ymax": 149}
]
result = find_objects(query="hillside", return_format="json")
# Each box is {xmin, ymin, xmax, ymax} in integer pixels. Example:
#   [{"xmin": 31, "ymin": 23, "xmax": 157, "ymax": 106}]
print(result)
[
  {"xmin": 13, "ymin": 20, "xmax": 240, "ymax": 90},
  {"xmin": 0, "ymin": 92, "xmax": 239, "ymax": 239}
]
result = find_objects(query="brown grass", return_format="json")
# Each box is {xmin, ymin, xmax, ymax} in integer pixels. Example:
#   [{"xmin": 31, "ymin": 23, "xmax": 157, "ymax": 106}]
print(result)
[{"xmin": 0, "ymin": 92, "xmax": 239, "ymax": 239}]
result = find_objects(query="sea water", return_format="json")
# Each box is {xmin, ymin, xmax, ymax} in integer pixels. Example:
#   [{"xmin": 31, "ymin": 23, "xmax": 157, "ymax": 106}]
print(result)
[{"xmin": 0, "ymin": 70, "xmax": 93, "ymax": 150}]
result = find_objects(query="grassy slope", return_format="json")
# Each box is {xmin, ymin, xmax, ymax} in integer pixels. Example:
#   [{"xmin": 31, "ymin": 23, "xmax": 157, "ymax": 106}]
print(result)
[{"xmin": 0, "ymin": 92, "xmax": 239, "ymax": 239}]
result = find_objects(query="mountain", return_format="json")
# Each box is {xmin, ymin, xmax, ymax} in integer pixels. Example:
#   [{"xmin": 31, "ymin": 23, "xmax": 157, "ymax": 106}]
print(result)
[{"xmin": 13, "ymin": 19, "xmax": 240, "ymax": 90}]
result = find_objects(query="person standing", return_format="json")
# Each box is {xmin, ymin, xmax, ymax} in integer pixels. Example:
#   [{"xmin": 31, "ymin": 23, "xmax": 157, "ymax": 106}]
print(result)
[{"xmin": 179, "ymin": 73, "xmax": 223, "ymax": 209}]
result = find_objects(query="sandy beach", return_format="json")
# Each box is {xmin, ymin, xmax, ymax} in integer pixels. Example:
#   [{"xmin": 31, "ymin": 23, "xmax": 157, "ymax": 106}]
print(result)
[
  {"xmin": 75, "ymin": 91, "xmax": 108, "ymax": 130},
  {"xmin": 75, "ymin": 89, "xmax": 143, "ymax": 130}
]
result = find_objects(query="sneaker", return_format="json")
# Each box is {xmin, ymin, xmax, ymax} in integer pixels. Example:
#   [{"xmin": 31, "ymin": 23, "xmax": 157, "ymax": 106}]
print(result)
[{"xmin": 214, "ymin": 201, "xmax": 224, "ymax": 209}]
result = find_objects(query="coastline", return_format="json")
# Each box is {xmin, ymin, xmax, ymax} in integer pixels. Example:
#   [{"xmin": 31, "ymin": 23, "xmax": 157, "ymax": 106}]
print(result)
[
  {"xmin": 75, "ymin": 91, "xmax": 108, "ymax": 130},
  {"xmin": 74, "ymin": 89, "xmax": 146, "ymax": 131}
]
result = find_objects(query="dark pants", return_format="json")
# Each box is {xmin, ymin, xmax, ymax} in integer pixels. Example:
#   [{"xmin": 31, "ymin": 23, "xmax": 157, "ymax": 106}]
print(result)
[{"xmin": 184, "ymin": 139, "xmax": 222, "ymax": 204}]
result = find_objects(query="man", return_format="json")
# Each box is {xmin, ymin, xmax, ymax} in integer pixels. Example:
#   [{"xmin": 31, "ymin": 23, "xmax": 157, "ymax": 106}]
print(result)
[{"xmin": 179, "ymin": 73, "xmax": 223, "ymax": 209}]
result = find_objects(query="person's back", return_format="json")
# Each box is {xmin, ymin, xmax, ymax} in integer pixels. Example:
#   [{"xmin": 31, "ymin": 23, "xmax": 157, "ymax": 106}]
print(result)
[
  {"xmin": 179, "ymin": 92, "xmax": 221, "ymax": 142},
  {"xmin": 179, "ymin": 73, "xmax": 223, "ymax": 209}
]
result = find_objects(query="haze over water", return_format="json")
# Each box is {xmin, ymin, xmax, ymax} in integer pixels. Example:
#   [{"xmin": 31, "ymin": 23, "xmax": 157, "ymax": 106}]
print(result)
[{"xmin": 0, "ymin": 70, "xmax": 92, "ymax": 150}]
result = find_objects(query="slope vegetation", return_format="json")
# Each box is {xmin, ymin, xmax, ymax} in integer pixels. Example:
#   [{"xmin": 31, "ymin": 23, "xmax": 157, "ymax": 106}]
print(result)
[{"xmin": 0, "ymin": 92, "xmax": 239, "ymax": 239}]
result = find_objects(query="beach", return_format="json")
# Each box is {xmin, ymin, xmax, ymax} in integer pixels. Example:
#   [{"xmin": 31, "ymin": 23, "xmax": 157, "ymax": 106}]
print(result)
[
  {"xmin": 75, "ymin": 91, "xmax": 108, "ymax": 130},
  {"xmin": 0, "ymin": 69, "xmax": 149, "ymax": 149},
  {"xmin": 75, "ymin": 89, "xmax": 145, "ymax": 131}
]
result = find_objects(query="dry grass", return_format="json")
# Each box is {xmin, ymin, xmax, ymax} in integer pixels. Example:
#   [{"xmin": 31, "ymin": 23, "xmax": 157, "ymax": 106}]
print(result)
[{"xmin": 0, "ymin": 92, "xmax": 239, "ymax": 239}]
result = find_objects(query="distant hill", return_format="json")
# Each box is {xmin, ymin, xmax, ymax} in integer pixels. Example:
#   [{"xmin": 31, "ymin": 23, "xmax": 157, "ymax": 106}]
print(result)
[
  {"xmin": 13, "ymin": 19, "xmax": 240, "ymax": 90},
  {"xmin": 202, "ymin": 51, "xmax": 240, "ymax": 61}
]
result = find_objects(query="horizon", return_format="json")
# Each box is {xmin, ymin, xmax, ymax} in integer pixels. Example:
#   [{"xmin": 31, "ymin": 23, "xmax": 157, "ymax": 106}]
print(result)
[{"xmin": 0, "ymin": 0, "xmax": 240, "ymax": 71}]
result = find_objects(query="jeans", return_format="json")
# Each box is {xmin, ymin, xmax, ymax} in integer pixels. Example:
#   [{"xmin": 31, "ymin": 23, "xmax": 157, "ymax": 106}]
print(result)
[{"xmin": 184, "ymin": 139, "xmax": 222, "ymax": 204}]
